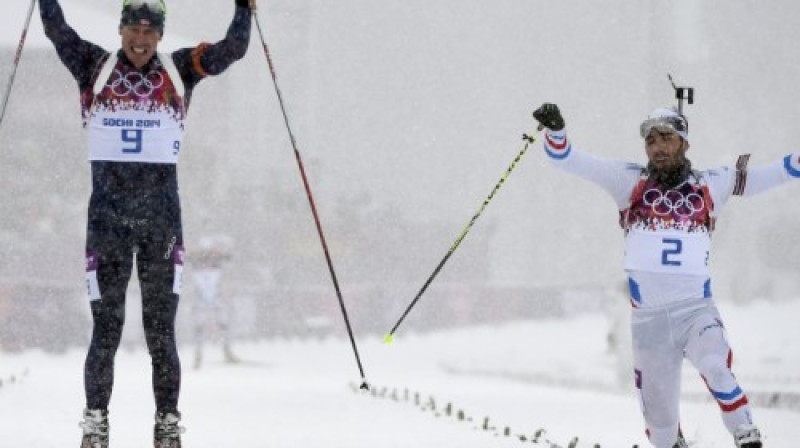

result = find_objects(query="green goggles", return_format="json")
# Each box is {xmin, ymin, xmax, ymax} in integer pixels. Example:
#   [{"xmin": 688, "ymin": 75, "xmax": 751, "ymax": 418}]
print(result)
[{"xmin": 123, "ymin": 0, "xmax": 167, "ymax": 15}]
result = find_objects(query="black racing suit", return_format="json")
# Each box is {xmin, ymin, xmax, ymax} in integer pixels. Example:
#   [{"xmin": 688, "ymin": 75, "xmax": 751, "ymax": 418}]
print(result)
[{"xmin": 40, "ymin": 0, "xmax": 251, "ymax": 413}]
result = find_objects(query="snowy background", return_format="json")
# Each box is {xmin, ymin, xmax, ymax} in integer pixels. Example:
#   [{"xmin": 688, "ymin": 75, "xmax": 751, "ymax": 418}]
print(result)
[{"xmin": 1, "ymin": 0, "xmax": 799, "ymax": 446}]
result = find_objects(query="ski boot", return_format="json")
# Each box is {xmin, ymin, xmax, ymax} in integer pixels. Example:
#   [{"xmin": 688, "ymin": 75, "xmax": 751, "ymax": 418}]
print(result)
[
  {"xmin": 79, "ymin": 408, "xmax": 109, "ymax": 448},
  {"xmin": 154, "ymin": 411, "xmax": 185, "ymax": 448},
  {"xmin": 734, "ymin": 424, "xmax": 762, "ymax": 448}
]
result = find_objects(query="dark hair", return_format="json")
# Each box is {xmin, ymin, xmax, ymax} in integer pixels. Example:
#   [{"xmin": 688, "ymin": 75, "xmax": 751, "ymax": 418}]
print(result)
[{"xmin": 120, "ymin": 4, "xmax": 165, "ymax": 35}]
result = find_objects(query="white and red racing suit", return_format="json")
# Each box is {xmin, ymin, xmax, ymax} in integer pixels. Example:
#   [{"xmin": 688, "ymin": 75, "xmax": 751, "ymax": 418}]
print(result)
[{"xmin": 543, "ymin": 128, "xmax": 800, "ymax": 447}]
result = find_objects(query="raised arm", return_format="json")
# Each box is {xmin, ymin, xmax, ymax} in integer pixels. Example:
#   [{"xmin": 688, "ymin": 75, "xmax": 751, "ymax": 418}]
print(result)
[
  {"xmin": 533, "ymin": 103, "xmax": 642, "ymax": 209},
  {"xmin": 707, "ymin": 154, "xmax": 800, "ymax": 208},
  {"xmin": 39, "ymin": 0, "xmax": 108, "ymax": 89},
  {"xmin": 172, "ymin": 1, "xmax": 253, "ymax": 88},
  {"xmin": 742, "ymin": 154, "xmax": 800, "ymax": 195}
]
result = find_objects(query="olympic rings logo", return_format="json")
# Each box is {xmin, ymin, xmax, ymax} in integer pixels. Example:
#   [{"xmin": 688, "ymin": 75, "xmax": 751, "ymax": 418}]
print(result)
[
  {"xmin": 108, "ymin": 69, "xmax": 165, "ymax": 98},
  {"xmin": 642, "ymin": 188, "xmax": 705, "ymax": 218}
]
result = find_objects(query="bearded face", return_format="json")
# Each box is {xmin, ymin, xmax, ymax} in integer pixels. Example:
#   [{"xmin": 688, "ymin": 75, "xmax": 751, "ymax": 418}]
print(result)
[{"xmin": 644, "ymin": 130, "xmax": 691, "ymax": 188}]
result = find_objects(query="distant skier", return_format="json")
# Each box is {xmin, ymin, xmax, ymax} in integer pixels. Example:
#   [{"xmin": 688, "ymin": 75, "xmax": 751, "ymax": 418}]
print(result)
[
  {"xmin": 532, "ymin": 103, "xmax": 799, "ymax": 448},
  {"xmin": 39, "ymin": 0, "xmax": 253, "ymax": 446},
  {"xmin": 191, "ymin": 235, "xmax": 238, "ymax": 369}
]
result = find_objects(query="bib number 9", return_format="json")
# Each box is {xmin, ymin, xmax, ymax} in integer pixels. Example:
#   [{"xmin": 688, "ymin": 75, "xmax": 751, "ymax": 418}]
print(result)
[{"xmin": 122, "ymin": 129, "xmax": 143, "ymax": 153}]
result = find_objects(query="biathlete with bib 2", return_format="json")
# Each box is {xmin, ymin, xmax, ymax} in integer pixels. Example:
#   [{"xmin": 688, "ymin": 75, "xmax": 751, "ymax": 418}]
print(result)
[{"xmin": 532, "ymin": 102, "xmax": 799, "ymax": 448}]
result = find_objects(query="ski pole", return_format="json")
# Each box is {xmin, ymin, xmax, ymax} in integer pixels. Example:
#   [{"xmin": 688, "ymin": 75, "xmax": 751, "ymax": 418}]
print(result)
[
  {"xmin": 384, "ymin": 125, "xmax": 544, "ymax": 343},
  {"xmin": 251, "ymin": 5, "xmax": 369, "ymax": 390},
  {"xmin": 0, "ymin": 0, "xmax": 36, "ymax": 131}
]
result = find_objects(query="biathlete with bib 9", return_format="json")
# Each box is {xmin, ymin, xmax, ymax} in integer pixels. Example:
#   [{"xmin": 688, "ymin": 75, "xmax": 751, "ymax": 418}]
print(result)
[
  {"xmin": 39, "ymin": 0, "xmax": 254, "ymax": 446},
  {"xmin": 532, "ymin": 102, "xmax": 799, "ymax": 448}
]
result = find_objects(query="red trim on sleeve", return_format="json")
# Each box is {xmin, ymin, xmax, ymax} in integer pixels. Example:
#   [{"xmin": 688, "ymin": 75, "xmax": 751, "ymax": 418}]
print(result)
[{"xmin": 545, "ymin": 134, "xmax": 568, "ymax": 151}]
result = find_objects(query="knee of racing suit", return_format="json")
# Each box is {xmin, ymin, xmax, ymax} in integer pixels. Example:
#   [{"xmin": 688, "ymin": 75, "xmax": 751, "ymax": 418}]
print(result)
[{"xmin": 695, "ymin": 353, "xmax": 736, "ymax": 389}]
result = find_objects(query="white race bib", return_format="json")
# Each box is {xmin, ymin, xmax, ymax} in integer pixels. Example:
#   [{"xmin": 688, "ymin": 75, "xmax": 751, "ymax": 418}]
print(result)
[
  {"xmin": 624, "ymin": 229, "xmax": 711, "ymax": 276},
  {"xmin": 84, "ymin": 54, "xmax": 186, "ymax": 164},
  {"xmin": 88, "ymin": 110, "xmax": 183, "ymax": 164}
]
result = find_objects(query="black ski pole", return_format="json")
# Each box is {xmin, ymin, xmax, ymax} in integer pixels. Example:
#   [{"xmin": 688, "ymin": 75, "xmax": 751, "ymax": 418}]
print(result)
[
  {"xmin": 384, "ymin": 125, "xmax": 544, "ymax": 344},
  {"xmin": 250, "ymin": 5, "xmax": 369, "ymax": 390},
  {"xmin": 0, "ymin": 0, "xmax": 36, "ymax": 131}
]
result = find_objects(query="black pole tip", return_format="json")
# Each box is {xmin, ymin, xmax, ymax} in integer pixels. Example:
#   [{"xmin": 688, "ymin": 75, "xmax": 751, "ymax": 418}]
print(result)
[{"xmin": 359, "ymin": 381, "xmax": 370, "ymax": 391}]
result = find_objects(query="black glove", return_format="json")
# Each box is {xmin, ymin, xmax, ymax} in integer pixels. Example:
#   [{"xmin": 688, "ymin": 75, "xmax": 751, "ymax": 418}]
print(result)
[
  {"xmin": 236, "ymin": 0, "xmax": 254, "ymax": 9},
  {"xmin": 532, "ymin": 103, "xmax": 565, "ymax": 131}
]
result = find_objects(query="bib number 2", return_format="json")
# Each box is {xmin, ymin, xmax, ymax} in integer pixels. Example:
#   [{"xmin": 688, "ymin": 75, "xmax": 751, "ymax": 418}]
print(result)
[{"xmin": 661, "ymin": 238, "xmax": 682, "ymax": 266}]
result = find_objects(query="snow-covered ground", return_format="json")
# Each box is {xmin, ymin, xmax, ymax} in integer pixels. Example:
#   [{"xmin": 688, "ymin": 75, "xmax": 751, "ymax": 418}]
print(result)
[{"xmin": 1, "ymin": 298, "xmax": 798, "ymax": 448}]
